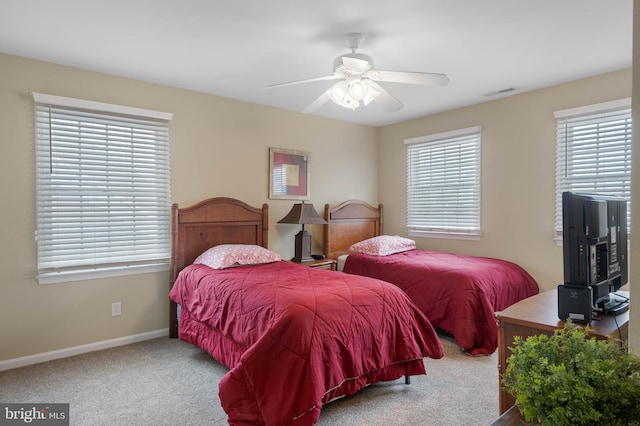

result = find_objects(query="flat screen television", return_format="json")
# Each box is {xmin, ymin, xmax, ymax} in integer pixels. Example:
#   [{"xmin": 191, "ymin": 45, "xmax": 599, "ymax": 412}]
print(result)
[{"xmin": 562, "ymin": 191, "xmax": 629, "ymax": 315}]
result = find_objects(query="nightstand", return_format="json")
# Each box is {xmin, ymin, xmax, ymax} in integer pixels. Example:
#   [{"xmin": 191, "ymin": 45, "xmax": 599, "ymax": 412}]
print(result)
[{"xmin": 290, "ymin": 258, "xmax": 337, "ymax": 271}]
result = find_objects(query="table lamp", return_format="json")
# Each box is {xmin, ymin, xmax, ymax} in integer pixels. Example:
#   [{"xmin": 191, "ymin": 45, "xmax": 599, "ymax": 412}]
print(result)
[{"xmin": 278, "ymin": 202, "xmax": 327, "ymax": 262}]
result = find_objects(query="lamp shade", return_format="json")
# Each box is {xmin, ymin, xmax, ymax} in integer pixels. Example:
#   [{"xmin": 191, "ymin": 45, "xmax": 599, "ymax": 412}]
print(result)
[
  {"xmin": 278, "ymin": 202, "xmax": 327, "ymax": 225},
  {"xmin": 278, "ymin": 202, "xmax": 327, "ymax": 262}
]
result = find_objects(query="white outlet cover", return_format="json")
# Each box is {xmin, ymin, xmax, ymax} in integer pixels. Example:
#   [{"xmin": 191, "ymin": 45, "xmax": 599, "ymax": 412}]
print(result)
[{"xmin": 112, "ymin": 302, "xmax": 122, "ymax": 316}]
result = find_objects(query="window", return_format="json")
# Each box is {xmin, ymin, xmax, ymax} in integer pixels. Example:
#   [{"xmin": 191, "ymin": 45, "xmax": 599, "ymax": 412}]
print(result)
[
  {"xmin": 33, "ymin": 93, "xmax": 172, "ymax": 284},
  {"xmin": 554, "ymin": 98, "xmax": 632, "ymax": 240},
  {"xmin": 405, "ymin": 126, "xmax": 481, "ymax": 239}
]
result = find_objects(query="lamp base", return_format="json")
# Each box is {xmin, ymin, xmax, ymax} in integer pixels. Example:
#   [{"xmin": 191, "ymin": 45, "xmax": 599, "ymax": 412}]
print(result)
[{"xmin": 291, "ymin": 230, "xmax": 314, "ymax": 262}]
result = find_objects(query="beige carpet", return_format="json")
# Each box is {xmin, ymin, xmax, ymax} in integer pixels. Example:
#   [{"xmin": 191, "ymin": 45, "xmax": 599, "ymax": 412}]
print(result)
[{"xmin": 0, "ymin": 333, "xmax": 499, "ymax": 425}]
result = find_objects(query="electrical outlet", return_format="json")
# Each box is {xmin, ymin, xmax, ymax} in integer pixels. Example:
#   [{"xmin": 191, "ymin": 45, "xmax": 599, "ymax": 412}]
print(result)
[{"xmin": 111, "ymin": 301, "xmax": 122, "ymax": 317}]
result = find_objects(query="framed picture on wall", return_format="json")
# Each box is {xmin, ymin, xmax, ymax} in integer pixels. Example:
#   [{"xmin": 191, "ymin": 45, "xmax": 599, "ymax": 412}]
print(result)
[{"xmin": 269, "ymin": 147, "xmax": 310, "ymax": 200}]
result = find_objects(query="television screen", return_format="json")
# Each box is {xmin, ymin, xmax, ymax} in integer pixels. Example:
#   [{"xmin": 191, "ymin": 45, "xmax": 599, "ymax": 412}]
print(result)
[{"xmin": 562, "ymin": 191, "xmax": 628, "ymax": 315}]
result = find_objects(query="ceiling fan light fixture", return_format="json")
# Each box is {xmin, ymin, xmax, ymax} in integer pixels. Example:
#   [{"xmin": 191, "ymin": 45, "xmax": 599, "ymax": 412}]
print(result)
[
  {"xmin": 328, "ymin": 81, "xmax": 347, "ymax": 104},
  {"xmin": 362, "ymin": 81, "xmax": 380, "ymax": 106},
  {"xmin": 327, "ymin": 77, "xmax": 378, "ymax": 110},
  {"xmin": 347, "ymin": 76, "xmax": 367, "ymax": 101},
  {"xmin": 341, "ymin": 96, "xmax": 359, "ymax": 110},
  {"xmin": 328, "ymin": 81, "xmax": 360, "ymax": 109}
]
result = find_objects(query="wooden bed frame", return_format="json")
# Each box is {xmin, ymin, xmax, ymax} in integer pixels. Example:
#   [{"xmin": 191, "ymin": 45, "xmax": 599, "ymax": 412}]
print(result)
[
  {"xmin": 323, "ymin": 199, "xmax": 383, "ymax": 260},
  {"xmin": 169, "ymin": 197, "xmax": 269, "ymax": 338},
  {"xmin": 168, "ymin": 198, "xmax": 447, "ymax": 423}
]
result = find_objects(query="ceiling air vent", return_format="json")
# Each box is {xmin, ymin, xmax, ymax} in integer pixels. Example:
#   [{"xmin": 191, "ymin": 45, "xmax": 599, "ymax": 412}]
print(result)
[{"xmin": 482, "ymin": 87, "xmax": 517, "ymax": 97}]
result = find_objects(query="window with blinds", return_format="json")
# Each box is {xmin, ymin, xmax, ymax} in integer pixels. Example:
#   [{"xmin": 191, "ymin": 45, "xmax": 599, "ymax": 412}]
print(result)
[
  {"xmin": 405, "ymin": 126, "xmax": 481, "ymax": 239},
  {"xmin": 554, "ymin": 98, "xmax": 632, "ymax": 240},
  {"xmin": 33, "ymin": 93, "xmax": 172, "ymax": 284}
]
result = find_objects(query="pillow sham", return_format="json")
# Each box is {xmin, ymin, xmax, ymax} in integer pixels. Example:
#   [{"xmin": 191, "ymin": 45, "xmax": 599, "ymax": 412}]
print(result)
[
  {"xmin": 194, "ymin": 244, "xmax": 281, "ymax": 269},
  {"xmin": 349, "ymin": 235, "xmax": 416, "ymax": 256}
]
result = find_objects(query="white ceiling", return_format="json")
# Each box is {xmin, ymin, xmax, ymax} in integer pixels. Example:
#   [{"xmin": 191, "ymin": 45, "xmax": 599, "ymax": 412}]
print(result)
[{"xmin": 0, "ymin": 1, "xmax": 633, "ymax": 127}]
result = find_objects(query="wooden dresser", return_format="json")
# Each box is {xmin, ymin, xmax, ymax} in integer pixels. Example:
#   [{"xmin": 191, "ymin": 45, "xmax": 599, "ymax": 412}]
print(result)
[
  {"xmin": 495, "ymin": 289, "xmax": 629, "ymax": 414},
  {"xmin": 490, "ymin": 405, "xmax": 528, "ymax": 425}
]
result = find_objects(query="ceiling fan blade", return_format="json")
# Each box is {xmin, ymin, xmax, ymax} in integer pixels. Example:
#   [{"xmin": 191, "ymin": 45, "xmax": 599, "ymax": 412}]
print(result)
[
  {"xmin": 367, "ymin": 70, "xmax": 449, "ymax": 86},
  {"xmin": 266, "ymin": 75, "xmax": 341, "ymax": 89},
  {"xmin": 302, "ymin": 91, "xmax": 331, "ymax": 114},
  {"xmin": 367, "ymin": 81, "xmax": 403, "ymax": 112},
  {"xmin": 341, "ymin": 56, "xmax": 370, "ymax": 73}
]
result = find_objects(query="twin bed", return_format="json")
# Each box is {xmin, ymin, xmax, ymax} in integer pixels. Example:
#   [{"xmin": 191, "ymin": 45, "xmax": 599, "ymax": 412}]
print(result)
[
  {"xmin": 323, "ymin": 199, "xmax": 539, "ymax": 356},
  {"xmin": 168, "ymin": 197, "xmax": 444, "ymax": 425},
  {"xmin": 168, "ymin": 196, "xmax": 538, "ymax": 424}
]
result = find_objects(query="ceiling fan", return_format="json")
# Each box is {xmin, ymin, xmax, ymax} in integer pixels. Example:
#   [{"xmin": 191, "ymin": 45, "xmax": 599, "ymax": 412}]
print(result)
[{"xmin": 266, "ymin": 32, "xmax": 449, "ymax": 113}]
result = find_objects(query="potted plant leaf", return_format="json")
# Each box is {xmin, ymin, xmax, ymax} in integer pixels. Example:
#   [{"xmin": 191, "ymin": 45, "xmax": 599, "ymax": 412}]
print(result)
[{"xmin": 502, "ymin": 319, "xmax": 640, "ymax": 426}]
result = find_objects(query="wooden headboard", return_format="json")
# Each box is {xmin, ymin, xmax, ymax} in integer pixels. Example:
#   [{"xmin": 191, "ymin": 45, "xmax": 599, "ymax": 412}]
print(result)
[
  {"xmin": 323, "ymin": 200, "xmax": 383, "ymax": 260},
  {"xmin": 169, "ymin": 197, "xmax": 269, "ymax": 337}
]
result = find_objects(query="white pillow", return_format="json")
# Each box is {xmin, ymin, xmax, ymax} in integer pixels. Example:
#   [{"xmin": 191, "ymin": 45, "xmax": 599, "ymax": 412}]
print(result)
[
  {"xmin": 349, "ymin": 235, "xmax": 416, "ymax": 256},
  {"xmin": 194, "ymin": 244, "xmax": 281, "ymax": 269}
]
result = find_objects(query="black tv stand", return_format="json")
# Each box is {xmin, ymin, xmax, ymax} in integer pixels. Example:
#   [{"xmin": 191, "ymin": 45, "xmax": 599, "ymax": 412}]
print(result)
[{"xmin": 598, "ymin": 293, "xmax": 630, "ymax": 316}]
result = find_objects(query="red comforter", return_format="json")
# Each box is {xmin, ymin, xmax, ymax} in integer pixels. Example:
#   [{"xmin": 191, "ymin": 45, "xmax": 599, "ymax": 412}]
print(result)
[
  {"xmin": 169, "ymin": 261, "xmax": 443, "ymax": 425},
  {"xmin": 344, "ymin": 250, "xmax": 539, "ymax": 356}
]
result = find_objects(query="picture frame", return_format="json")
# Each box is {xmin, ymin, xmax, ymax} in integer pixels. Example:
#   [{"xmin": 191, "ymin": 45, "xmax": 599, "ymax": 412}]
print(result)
[{"xmin": 269, "ymin": 147, "xmax": 310, "ymax": 200}]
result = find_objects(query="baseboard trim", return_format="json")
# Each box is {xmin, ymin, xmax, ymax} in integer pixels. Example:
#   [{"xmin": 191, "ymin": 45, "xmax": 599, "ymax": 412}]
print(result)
[{"xmin": 0, "ymin": 328, "xmax": 170, "ymax": 372}]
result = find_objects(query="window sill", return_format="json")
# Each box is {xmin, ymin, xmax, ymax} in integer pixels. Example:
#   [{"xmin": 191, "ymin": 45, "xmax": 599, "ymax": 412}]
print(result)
[{"xmin": 37, "ymin": 262, "xmax": 169, "ymax": 285}]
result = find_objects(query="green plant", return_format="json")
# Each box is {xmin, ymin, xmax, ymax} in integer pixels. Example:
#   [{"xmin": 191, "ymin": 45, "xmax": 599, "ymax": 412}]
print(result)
[{"xmin": 502, "ymin": 319, "xmax": 640, "ymax": 426}]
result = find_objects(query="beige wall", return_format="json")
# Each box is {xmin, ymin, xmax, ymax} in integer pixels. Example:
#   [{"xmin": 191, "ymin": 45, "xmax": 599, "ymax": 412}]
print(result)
[
  {"xmin": 1, "ymin": 50, "xmax": 636, "ymax": 363},
  {"xmin": 378, "ymin": 68, "xmax": 631, "ymax": 294},
  {"xmin": 0, "ymin": 53, "xmax": 377, "ymax": 361},
  {"xmin": 380, "ymin": 65, "xmax": 638, "ymax": 349}
]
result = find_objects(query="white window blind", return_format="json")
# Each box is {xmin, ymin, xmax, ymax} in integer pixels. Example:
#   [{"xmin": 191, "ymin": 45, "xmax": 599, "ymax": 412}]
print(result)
[
  {"xmin": 405, "ymin": 126, "xmax": 481, "ymax": 238},
  {"xmin": 554, "ymin": 99, "xmax": 632, "ymax": 238},
  {"xmin": 33, "ymin": 93, "xmax": 172, "ymax": 284}
]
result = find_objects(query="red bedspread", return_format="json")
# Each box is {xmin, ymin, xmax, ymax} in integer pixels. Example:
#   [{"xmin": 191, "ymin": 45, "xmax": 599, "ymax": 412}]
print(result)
[
  {"xmin": 343, "ymin": 250, "xmax": 539, "ymax": 356},
  {"xmin": 169, "ymin": 261, "xmax": 443, "ymax": 425}
]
